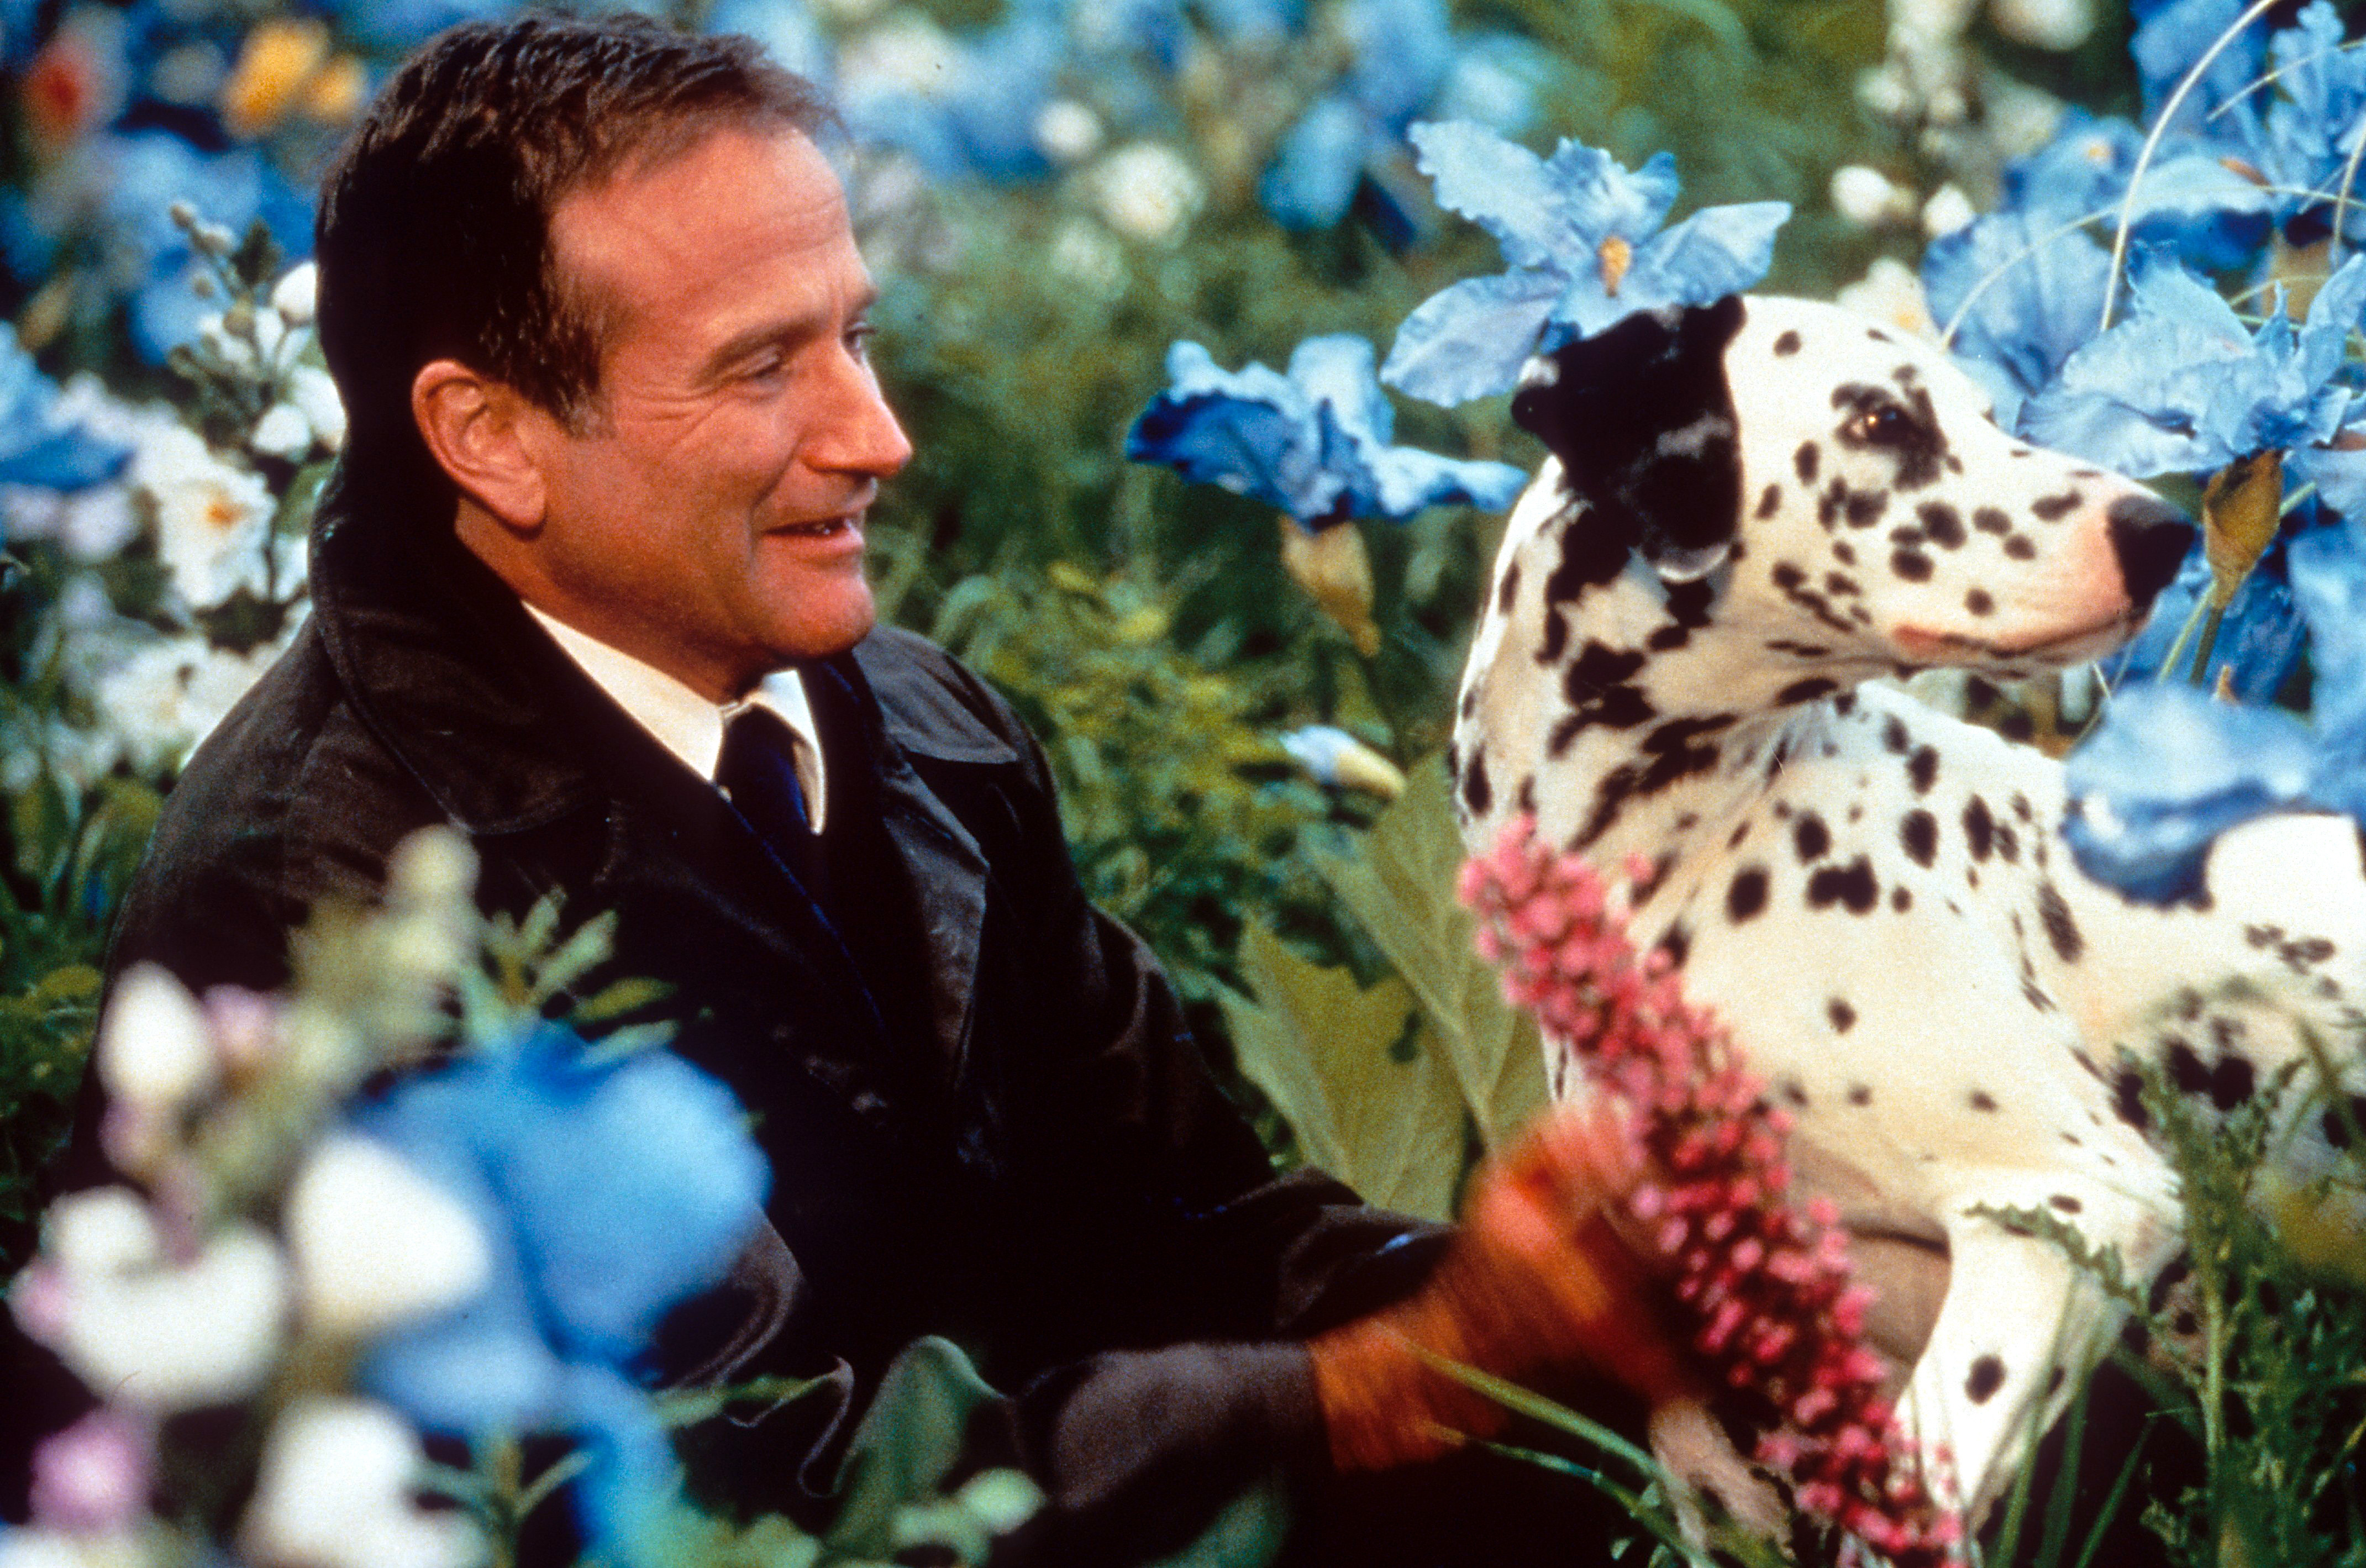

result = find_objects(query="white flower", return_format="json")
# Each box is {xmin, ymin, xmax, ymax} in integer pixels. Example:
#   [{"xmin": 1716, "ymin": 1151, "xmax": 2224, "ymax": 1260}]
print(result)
[
  {"xmin": 1032, "ymin": 98, "xmax": 1103, "ymax": 165},
  {"xmin": 269, "ymin": 262, "xmax": 317, "ymax": 327},
  {"xmin": 129, "ymin": 425, "xmax": 272, "ymax": 609},
  {"xmin": 287, "ymin": 1135, "xmax": 490, "ymax": 1338},
  {"xmin": 240, "ymin": 1399, "xmax": 483, "ymax": 1568},
  {"xmin": 92, "ymin": 634, "xmax": 285, "ymax": 774},
  {"xmin": 1091, "ymin": 143, "xmax": 1204, "ymax": 246},
  {"xmin": 1829, "ymin": 165, "xmax": 1912, "ymax": 228},
  {"xmin": 96, "ymin": 963, "xmax": 217, "ymax": 1121},
  {"xmin": 1048, "ymin": 219, "xmax": 1126, "ymax": 298},
  {"xmin": 1990, "ymin": 0, "xmax": 2093, "ymax": 51},
  {"xmin": 0, "ymin": 1528, "xmax": 158, "ymax": 1568},
  {"xmin": 15, "ymin": 1188, "xmax": 289, "ymax": 1412},
  {"xmin": 837, "ymin": 14, "xmax": 957, "ymax": 100},
  {"xmin": 1835, "ymin": 257, "xmax": 1940, "ymax": 340},
  {"xmin": 288, "ymin": 366, "xmax": 346, "ymax": 450},
  {"xmin": 249, "ymin": 402, "xmax": 312, "ymax": 460},
  {"xmin": 1922, "ymin": 182, "xmax": 1976, "ymax": 238}
]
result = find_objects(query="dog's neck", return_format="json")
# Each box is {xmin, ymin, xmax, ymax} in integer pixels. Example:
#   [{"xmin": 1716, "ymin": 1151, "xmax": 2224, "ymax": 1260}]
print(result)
[{"xmin": 1460, "ymin": 504, "xmax": 1876, "ymax": 865}]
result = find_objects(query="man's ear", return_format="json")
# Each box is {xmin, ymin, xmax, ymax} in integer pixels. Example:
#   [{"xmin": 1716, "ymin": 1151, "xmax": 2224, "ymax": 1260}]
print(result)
[
  {"xmin": 411, "ymin": 359, "xmax": 551, "ymax": 532},
  {"xmin": 1510, "ymin": 296, "xmax": 1748, "ymax": 582}
]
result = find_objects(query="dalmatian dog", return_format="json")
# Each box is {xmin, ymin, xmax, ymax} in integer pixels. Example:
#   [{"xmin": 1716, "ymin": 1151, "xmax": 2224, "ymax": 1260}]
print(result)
[{"xmin": 1449, "ymin": 293, "xmax": 2366, "ymax": 1527}]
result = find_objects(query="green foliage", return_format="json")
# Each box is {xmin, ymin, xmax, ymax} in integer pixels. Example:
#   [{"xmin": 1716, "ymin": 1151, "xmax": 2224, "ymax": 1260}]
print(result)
[
  {"xmin": 0, "ymin": 771, "xmax": 160, "ymax": 1266},
  {"xmin": 932, "ymin": 559, "xmax": 1348, "ymax": 1008},
  {"xmin": 1309, "ymin": 754, "xmax": 1548, "ymax": 1149},
  {"xmin": 1221, "ymin": 919, "xmax": 1463, "ymax": 1221},
  {"xmin": 1978, "ymin": 1052, "xmax": 2366, "ymax": 1568}
]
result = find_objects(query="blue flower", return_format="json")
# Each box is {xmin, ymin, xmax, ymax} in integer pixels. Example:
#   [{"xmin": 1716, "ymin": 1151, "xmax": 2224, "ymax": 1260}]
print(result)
[
  {"xmin": 2067, "ymin": 520, "xmax": 2366, "ymax": 903},
  {"xmin": 705, "ymin": 0, "xmax": 832, "ymax": 83},
  {"xmin": 2131, "ymin": 0, "xmax": 2268, "ymax": 132},
  {"xmin": 355, "ymin": 1032, "xmax": 769, "ymax": 1568},
  {"xmin": 1259, "ymin": 0, "xmax": 1453, "ymax": 231},
  {"xmin": 1126, "ymin": 333, "xmax": 1526, "ymax": 525},
  {"xmin": 1380, "ymin": 121, "xmax": 1789, "ymax": 406},
  {"xmin": 842, "ymin": 13, "xmax": 1065, "ymax": 183},
  {"xmin": 2020, "ymin": 248, "xmax": 2366, "ymax": 477},
  {"xmin": 0, "ymin": 324, "xmax": 129, "ymax": 491},
  {"xmin": 2003, "ymin": 109, "xmax": 2270, "ymax": 268},
  {"xmin": 2098, "ymin": 529, "xmax": 2310, "ymax": 701},
  {"xmin": 1923, "ymin": 211, "xmax": 2115, "ymax": 432}
]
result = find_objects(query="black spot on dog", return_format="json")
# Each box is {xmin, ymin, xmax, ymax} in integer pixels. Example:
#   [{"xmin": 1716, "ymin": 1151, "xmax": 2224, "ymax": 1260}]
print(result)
[
  {"xmin": 1776, "ymin": 677, "xmax": 1839, "ymax": 706},
  {"xmin": 1727, "ymin": 822, "xmax": 1749, "ymax": 850},
  {"xmin": 1918, "ymin": 502, "xmax": 1967, "ymax": 549},
  {"xmin": 1967, "ymin": 1357, "xmax": 2006, "ymax": 1403},
  {"xmin": 1833, "ymin": 692, "xmax": 1857, "ymax": 717},
  {"xmin": 1909, "ymin": 746, "xmax": 1940, "ymax": 794},
  {"xmin": 2005, "ymin": 535, "xmax": 2038, "ymax": 560},
  {"xmin": 1757, "ymin": 483, "xmax": 1783, "ymax": 519},
  {"xmin": 1774, "ymin": 329, "xmax": 1802, "ymax": 356},
  {"xmin": 1656, "ymin": 922, "xmax": 1691, "ymax": 969},
  {"xmin": 1965, "ymin": 588, "xmax": 1994, "ymax": 615},
  {"xmin": 1891, "ymin": 548, "xmax": 1935, "ymax": 582},
  {"xmin": 1995, "ymin": 824, "xmax": 2020, "ymax": 863},
  {"xmin": 1827, "ymin": 997, "xmax": 1856, "ymax": 1032},
  {"xmin": 1973, "ymin": 507, "xmax": 2012, "ymax": 535},
  {"xmin": 1822, "ymin": 571, "xmax": 1858, "ymax": 598},
  {"xmin": 1516, "ymin": 775, "xmax": 1536, "ymax": 815},
  {"xmin": 2037, "ymin": 881, "xmax": 2083, "ymax": 962},
  {"xmin": 1647, "ymin": 624, "xmax": 1689, "ymax": 653},
  {"xmin": 1970, "ymin": 1090, "xmax": 1999, "ymax": 1112},
  {"xmin": 1831, "ymin": 380, "xmax": 1949, "ymax": 488},
  {"xmin": 2323, "ymin": 1095, "xmax": 2366, "ymax": 1150},
  {"xmin": 1795, "ymin": 441, "xmax": 1820, "ymax": 483},
  {"xmin": 2211, "ymin": 1054, "xmax": 2255, "ymax": 1111},
  {"xmin": 1817, "ymin": 477, "xmax": 1848, "ymax": 529},
  {"xmin": 1537, "ymin": 611, "xmax": 1568, "ymax": 664},
  {"xmin": 2049, "ymin": 1195, "xmax": 2083, "ymax": 1214},
  {"xmin": 1832, "ymin": 540, "xmax": 1857, "ymax": 566},
  {"xmin": 1572, "ymin": 765, "xmax": 1640, "ymax": 850},
  {"xmin": 1795, "ymin": 813, "xmax": 1831, "ymax": 862},
  {"xmin": 1782, "ymin": 1079, "xmax": 1810, "ymax": 1106},
  {"xmin": 1496, "ymin": 562, "xmax": 1521, "ymax": 615},
  {"xmin": 1889, "ymin": 525, "xmax": 1926, "ymax": 546},
  {"xmin": 2167, "ymin": 1040, "xmax": 2210, "ymax": 1096},
  {"xmin": 2023, "ymin": 976, "xmax": 2054, "ymax": 1011},
  {"xmin": 1548, "ymin": 642, "xmax": 1654, "ymax": 756},
  {"xmin": 1461, "ymin": 749, "xmax": 1492, "ymax": 815},
  {"xmin": 1963, "ymin": 797, "xmax": 1995, "ymax": 861},
  {"xmin": 1891, "ymin": 886, "xmax": 1912, "ymax": 912},
  {"xmin": 1727, "ymin": 866, "xmax": 1770, "ymax": 922},
  {"xmin": 1848, "ymin": 1083, "xmax": 1873, "ymax": 1106},
  {"xmin": 2115, "ymin": 1071, "xmax": 2151, "ymax": 1132},
  {"xmin": 1765, "ymin": 639, "xmax": 1831, "ymax": 657},
  {"xmin": 1901, "ymin": 810, "xmax": 1938, "ymax": 867},
  {"xmin": 1807, "ymin": 856, "xmax": 1879, "ymax": 913},
  {"xmin": 1882, "ymin": 715, "xmax": 1911, "ymax": 754},
  {"xmin": 1635, "ymin": 714, "xmax": 1737, "ymax": 797},
  {"xmin": 1847, "ymin": 490, "xmax": 1890, "ymax": 528},
  {"xmin": 1866, "ymin": 328, "xmax": 1891, "ymax": 343},
  {"xmin": 2031, "ymin": 491, "xmax": 2083, "ymax": 520}
]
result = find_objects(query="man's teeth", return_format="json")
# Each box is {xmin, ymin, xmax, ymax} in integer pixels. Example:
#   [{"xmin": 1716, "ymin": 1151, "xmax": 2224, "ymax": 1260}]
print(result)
[{"xmin": 782, "ymin": 517, "xmax": 850, "ymax": 537}]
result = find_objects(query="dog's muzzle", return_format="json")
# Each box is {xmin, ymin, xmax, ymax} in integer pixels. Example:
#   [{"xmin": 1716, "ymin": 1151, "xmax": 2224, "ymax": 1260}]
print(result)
[{"xmin": 2107, "ymin": 495, "xmax": 2196, "ymax": 611}]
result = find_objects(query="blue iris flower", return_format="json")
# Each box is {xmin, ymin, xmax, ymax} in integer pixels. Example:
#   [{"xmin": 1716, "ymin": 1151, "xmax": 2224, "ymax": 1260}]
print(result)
[
  {"xmin": 1379, "ymin": 121, "xmax": 1789, "ymax": 406},
  {"xmin": 842, "ymin": 12, "xmax": 1065, "ymax": 183},
  {"xmin": 1126, "ymin": 333, "xmax": 1526, "ymax": 526},
  {"xmin": 2184, "ymin": 3, "xmax": 2366, "ymax": 241},
  {"xmin": 0, "ymin": 324, "xmax": 129, "ymax": 491},
  {"xmin": 1260, "ymin": 0, "xmax": 1453, "ymax": 231},
  {"xmin": 355, "ymin": 1032, "xmax": 770, "ymax": 1568},
  {"xmin": 2020, "ymin": 248, "xmax": 2366, "ymax": 477},
  {"xmin": 705, "ymin": 0, "xmax": 832, "ymax": 84},
  {"xmin": 2131, "ymin": 0, "xmax": 2268, "ymax": 132},
  {"xmin": 1923, "ymin": 212, "xmax": 2116, "ymax": 433},
  {"xmin": 2068, "ymin": 522, "xmax": 2366, "ymax": 903},
  {"xmin": 2098, "ymin": 533, "xmax": 2311, "ymax": 701}
]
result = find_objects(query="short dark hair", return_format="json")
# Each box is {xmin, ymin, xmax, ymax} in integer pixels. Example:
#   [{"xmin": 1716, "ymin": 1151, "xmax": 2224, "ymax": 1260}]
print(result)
[{"xmin": 315, "ymin": 11, "xmax": 829, "ymax": 501}]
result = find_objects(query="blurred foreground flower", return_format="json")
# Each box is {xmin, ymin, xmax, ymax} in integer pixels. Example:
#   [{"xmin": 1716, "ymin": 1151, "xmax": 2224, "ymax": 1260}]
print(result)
[
  {"xmin": 1382, "ymin": 122, "xmax": 1790, "ymax": 406},
  {"xmin": 1460, "ymin": 819, "xmax": 1959, "ymax": 1566},
  {"xmin": 0, "ymin": 325, "xmax": 129, "ymax": 491}
]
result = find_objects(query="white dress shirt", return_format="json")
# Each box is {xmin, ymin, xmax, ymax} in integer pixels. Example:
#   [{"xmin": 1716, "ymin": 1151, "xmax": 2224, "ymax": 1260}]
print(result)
[{"xmin": 525, "ymin": 605, "xmax": 829, "ymax": 832}]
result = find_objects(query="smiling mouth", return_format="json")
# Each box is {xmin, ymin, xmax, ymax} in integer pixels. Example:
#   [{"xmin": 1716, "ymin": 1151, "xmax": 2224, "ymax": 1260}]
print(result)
[{"xmin": 775, "ymin": 514, "xmax": 860, "ymax": 540}]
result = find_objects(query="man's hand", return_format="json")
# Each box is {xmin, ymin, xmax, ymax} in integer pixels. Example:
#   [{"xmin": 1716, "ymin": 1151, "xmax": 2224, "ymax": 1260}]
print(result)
[{"xmin": 1307, "ymin": 1106, "xmax": 1700, "ymax": 1472}]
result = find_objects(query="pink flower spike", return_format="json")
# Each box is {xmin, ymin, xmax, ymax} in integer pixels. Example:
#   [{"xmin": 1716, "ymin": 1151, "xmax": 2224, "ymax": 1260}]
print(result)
[{"xmin": 30, "ymin": 1409, "xmax": 153, "ymax": 1534}]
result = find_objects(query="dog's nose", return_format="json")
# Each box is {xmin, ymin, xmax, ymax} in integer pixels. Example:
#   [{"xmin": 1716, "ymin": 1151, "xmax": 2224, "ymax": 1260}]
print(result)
[{"xmin": 2107, "ymin": 494, "xmax": 2195, "ymax": 607}]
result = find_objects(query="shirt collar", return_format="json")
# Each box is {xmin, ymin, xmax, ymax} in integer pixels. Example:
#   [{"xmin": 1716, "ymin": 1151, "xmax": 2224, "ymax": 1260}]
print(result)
[{"xmin": 524, "ymin": 604, "xmax": 828, "ymax": 829}]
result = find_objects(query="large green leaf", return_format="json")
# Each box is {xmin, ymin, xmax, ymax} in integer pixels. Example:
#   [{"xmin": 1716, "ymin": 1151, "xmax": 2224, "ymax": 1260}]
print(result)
[
  {"xmin": 1310, "ymin": 756, "xmax": 1548, "ymax": 1150},
  {"xmin": 1219, "ymin": 922, "xmax": 1463, "ymax": 1223}
]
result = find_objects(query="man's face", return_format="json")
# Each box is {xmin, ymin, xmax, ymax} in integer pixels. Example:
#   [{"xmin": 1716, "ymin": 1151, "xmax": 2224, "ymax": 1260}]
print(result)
[{"xmin": 524, "ymin": 125, "xmax": 911, "ymax": 697}]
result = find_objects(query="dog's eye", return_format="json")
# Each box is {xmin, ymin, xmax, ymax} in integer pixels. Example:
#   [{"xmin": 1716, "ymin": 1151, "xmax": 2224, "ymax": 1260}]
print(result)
[{"xmin": 1850, "ymin": 402, "xmax": 1916, "ymax": 446}]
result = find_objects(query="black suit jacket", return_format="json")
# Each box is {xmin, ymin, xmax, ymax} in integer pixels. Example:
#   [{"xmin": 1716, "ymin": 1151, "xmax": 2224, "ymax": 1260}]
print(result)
[{"xmin": 28, "ymin": 465, "xmax": 1459, "ymax": 1564}]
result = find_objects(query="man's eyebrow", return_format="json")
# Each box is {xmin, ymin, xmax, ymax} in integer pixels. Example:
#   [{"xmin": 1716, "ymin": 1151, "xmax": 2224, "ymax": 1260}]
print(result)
[{"xmin": 696, "ymin": 288, "xmax": 881, "ymax": 383}]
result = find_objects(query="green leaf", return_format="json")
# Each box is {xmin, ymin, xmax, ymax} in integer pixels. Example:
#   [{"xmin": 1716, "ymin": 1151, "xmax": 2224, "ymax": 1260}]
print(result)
[
  {"xmin": 822, "ymin": 1337, "xmax": 1002, "ymax": 1560},
  {"xmin": 1308, "ymin": 755, "xmax": 1548, "ymax": 1149},
  {"xmin": 1218, "ymin": 922, "xmax": 1462, "ymax": 1222}
]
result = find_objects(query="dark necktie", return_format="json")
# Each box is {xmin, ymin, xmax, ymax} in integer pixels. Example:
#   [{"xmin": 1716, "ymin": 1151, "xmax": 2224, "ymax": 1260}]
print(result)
[{"xmin": 716, "ymin": 705, "xmax": 827, "ymax": 902}]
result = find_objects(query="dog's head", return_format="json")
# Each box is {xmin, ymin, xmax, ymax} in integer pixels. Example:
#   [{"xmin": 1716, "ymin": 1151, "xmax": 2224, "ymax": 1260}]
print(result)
[{"xmin": 1510, "ymin": 296, "xmax": 2193, "ymax": 682}]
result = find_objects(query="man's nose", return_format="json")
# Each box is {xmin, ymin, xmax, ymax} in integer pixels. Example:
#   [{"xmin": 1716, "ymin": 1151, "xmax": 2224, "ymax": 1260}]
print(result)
[{"xmin": 810, "ymin": 360, "xmax": 913, "ymax": 480}]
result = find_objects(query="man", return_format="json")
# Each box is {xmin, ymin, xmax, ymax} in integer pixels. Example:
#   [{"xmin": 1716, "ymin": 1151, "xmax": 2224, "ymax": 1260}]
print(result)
[{"xmin": 28, "ymin": 13, "xmax": 1708, "ymax": 1562}]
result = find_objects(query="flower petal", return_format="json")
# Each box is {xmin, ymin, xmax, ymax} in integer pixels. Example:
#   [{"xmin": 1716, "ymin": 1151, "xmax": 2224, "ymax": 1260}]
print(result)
[{"xmin": 1380, "ymin": 269, "xmax": 1564, "ymax": 405}]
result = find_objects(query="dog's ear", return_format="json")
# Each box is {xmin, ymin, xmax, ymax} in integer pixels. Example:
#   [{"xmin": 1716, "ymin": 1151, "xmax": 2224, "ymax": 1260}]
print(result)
[{"xmin": 1511, "ymin": 295, "xmax": 1747, "ymax": 582}]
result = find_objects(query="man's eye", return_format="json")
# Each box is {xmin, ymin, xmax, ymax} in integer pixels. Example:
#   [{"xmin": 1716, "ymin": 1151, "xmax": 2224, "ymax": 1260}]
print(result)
[{"xmin": 846, "ymin": 324, "xmax": 877, "ymax": 360}]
